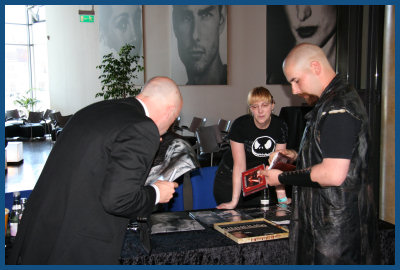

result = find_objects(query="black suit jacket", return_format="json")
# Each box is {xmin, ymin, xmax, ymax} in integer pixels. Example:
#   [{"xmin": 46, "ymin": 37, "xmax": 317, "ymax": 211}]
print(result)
[{"xmin": 9, "ymin": 98, "xmax": 160, "ymax": 264}]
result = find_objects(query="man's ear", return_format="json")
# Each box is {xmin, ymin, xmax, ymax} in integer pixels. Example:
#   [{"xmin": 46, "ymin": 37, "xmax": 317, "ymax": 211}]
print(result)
[
  {"xmin": 166, "ymin": 105, "xmax": 176, "ymax": 123},
  {"xmin": 219, "ymin": 6, "xmax": 227, "ymax": 35},
  {"xmin": 310, "ymin": 61, "xmax": 321, "ymax": 75}
]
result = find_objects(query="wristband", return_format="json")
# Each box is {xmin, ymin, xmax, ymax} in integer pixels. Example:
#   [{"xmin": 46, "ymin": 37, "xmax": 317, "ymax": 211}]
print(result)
[
  {"xmin": 277, "ymin": 196, "xmax": 288, "ymax": 203},
  {"xmin": 278, "ymin": 168, "xmax": 321, "ymax": 188}
]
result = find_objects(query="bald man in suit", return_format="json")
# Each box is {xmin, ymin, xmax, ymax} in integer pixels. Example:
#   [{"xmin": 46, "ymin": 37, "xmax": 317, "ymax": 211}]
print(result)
[{"xmin": 9, "ymin": 76, "xmax": 183, "ymax": 265}]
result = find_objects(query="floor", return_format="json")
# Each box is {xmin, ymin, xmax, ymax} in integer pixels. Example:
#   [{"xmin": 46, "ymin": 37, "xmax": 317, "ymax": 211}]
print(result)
[{"xmin": 5, "ymin": 139, "xmax": 53, "ymax": 193}]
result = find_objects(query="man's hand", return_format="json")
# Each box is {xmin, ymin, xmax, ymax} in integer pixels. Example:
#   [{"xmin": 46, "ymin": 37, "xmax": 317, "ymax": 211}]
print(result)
[
  {"xmin": 268, "ymin": 149, "xmax": 298, "ymax": 164},
  {"xmin": 258, "ymin": 169, "xmax": 282, "ymax": 186},
  {"xmin": 154, "ymin": 181, "xmax": 179, "ymax": 203}
]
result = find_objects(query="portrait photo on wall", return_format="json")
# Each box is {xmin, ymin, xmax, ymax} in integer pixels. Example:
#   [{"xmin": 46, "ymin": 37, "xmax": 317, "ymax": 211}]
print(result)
[
  {"xmin": 170, "ymin": 5, "xmax": 228, "ymax": 85},
  {"xmin": 98, "ymin": 5, "xmax": 144, "ymax": 85},
  {"xmin": 266, "ymin": 5, "xmax": 337, "ymax": 84}
]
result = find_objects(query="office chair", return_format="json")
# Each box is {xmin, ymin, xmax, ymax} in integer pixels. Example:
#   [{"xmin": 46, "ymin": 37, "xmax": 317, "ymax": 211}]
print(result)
[{"xmin": 190, "ymin": 166, "xmax": 218, "ymax": 210}]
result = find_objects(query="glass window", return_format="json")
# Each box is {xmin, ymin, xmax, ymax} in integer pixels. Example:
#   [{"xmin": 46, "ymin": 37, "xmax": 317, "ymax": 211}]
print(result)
[
  {"xmin": 5, "ymin": 24, "xmax": 29, "ymax": 44},
  {"xmin": 5, "ymin": 5, "xmax": 27, "ymax": 24},
  {"xmin": 5, "ymin": 5, "xmax": 49, "ymax": 112},
  {"xmin": 5, "ymin": 45, "xmax": 30, "ymax": 110}
]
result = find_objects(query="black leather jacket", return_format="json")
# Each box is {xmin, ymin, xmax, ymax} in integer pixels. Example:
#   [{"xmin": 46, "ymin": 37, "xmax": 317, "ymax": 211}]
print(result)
[{"xmin": 290, "ymin": 75, "xmax": 379, "ymax": 264}]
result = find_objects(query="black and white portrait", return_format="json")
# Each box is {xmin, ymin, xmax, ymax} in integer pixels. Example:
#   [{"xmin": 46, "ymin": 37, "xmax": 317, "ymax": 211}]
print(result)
[
  {"xmin": 98, "ymin": 5, "xmax": 144, "ymax": 85},
  {"xmin": 267, "ymin": 5, "xmax": 337, "ymax": 84},
  {"xmin": 171, "ymin": 5, "xmax": 228, "ymax": 85}
]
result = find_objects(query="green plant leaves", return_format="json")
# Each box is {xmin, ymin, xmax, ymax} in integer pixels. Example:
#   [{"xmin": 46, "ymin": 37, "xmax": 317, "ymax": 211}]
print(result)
[{"xmin": 96, "ymin": 44, "xmax": 144, "ymax": 100}]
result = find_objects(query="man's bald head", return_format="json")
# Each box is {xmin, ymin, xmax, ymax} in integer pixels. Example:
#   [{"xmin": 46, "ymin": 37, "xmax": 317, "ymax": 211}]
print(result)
[
  {"xmin": 283, "ymin": 43, "xmax": 332, "ymax": 76},
  {"xmin": 137, "ymin": 76, "xmax": 183, "ymax": 135},
  {"xmin": 282, "ymin": 43, "xmax": 336, "ymax": 99}
]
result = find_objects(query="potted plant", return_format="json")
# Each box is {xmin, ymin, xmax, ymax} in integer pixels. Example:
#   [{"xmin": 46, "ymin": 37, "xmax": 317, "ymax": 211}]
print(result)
[
  {"xmin": 96, "ymin": 44, "xmax": 144, "ymax": 100},
  {"xmin": 14, "ymin": 88, "xmax": 40, "ymax": 116}
]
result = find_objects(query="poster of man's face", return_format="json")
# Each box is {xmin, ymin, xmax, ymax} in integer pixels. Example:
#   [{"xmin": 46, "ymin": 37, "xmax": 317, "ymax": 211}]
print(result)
[
  {"xmin": 98, "ymin": 5, "xmax": 144, "ymax": 85},
  {"xmin": 171, "ymin": 5, "xmax": 228, "ymax": 85},
  {"xmin": 266, "ymin": 5, "xmax": 337, "ymax": 84}
]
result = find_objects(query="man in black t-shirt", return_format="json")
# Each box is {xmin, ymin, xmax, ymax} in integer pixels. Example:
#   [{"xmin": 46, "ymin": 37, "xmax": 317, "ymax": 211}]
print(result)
[{"xmin": 261, "ymin": 43, "xmax": 378, "ymax": 264}]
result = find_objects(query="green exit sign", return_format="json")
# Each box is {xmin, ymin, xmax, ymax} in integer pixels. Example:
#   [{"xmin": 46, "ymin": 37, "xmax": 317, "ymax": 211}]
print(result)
[{"xmin": 80, "ymin": 15, "xmax": 94, "ymax": 23}]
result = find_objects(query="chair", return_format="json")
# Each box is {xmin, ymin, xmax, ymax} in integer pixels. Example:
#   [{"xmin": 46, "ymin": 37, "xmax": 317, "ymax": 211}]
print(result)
[
  {"xmin": 43, "ymin": 109, "xmax": 55, "ymax": 135},
  {"xmin": 5, "ymin": 110, "xmax": 25, "ymax": 139},
  {"xmin": 5, "ymin": 109, "xmax": 22, "ymax": 121},
  {"xmin": 195, "ymin": 125, "xmax": 229, "ymax": 166},
  {"xmin": 190, "ymin": 166, "xmax": 218, "ymax": 210},
  {"xmin": 217, "ymin": 118, "xmax": 231, "ymax": 133},
  {"xmin": 178, "ymin": 117, "xmax": 207, "ymax": 137},
  {"xmin": 49, "ymin": 112, "xmax": 73, "ymax": 141},
  {"xmin": 53, "ymin": 112, "xmax": 72, "ymax": 128},
  {"xmin": 20, "ymin": 111, "xmax": 46, "ymax": 140}
]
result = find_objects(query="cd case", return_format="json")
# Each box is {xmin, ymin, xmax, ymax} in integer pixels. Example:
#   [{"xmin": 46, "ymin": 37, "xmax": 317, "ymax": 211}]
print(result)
[{"xmin": 241, "ymin": 164, "xmax": 267, "ymax": 197}]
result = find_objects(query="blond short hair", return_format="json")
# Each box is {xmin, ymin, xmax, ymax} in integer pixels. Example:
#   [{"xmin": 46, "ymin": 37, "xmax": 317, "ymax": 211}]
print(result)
[{"xmin": 247, "ymin": 87, "xmax": 274, "ymax": 106}]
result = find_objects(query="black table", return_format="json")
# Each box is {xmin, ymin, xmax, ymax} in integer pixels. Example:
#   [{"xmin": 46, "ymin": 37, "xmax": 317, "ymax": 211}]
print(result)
[
  {"xmin": 120, "ymin": 222, "xmax": 289, "ymax": 265},
  {"xmin": 119, "ymin": 208, "xmax": 394, "ymax": 265}
]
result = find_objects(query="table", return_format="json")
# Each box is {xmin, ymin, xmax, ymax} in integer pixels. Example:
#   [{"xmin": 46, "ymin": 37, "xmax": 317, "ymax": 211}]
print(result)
[
  {"xmin": 119, "ymin": 208, "xmax": 394, "ymax": 265},
  {"xmin": 120, "ymin": 222, "xmax": 289, "ymax": 265}
]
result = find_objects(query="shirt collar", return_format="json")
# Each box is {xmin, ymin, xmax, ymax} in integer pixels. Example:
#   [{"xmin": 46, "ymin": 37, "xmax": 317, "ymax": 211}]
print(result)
[{"xmin": 136, "ymin": 98, "xmax": 149, "ymax": 117}]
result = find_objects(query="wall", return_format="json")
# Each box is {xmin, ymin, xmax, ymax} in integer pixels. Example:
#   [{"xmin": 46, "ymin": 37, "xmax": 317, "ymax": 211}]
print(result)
[{"xmin": 46, "ymin": 5, "xmax": 304, "ymax": 124}]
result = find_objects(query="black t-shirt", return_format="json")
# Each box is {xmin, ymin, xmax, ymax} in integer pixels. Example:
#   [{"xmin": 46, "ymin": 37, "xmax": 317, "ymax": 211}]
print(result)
[
  {"xmin": 221, "ymin": 114, "xmax": 288, "ymax": 169},
  {"xmin": 320, "ymin": 112, "xmax": 361, "ymax": 159}
]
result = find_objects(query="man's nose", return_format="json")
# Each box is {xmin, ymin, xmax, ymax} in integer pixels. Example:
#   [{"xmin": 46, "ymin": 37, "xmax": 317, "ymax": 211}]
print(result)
[
  {"xmin": 291, "ymin": 84, "xmax": 301, "ymax": 95},
  {"xmin": 296, "ymin": 5, "xmax": 312, "ymax": 22},
  {"xmin": 192, "ymin": 17, "xmax": 201, "ymax": 40}
]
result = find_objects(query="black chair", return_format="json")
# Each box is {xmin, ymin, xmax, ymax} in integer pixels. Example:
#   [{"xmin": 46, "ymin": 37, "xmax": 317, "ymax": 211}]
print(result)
[
  {"xmin": 20, "ymin": 111, "xmax": 46, "ymax": 140},
  {"xmin": 5, "ymin": 109, "xmax": 25, "ymax": 139},
  {"xmin": 177, "ymin": 117, "xmax": 207, "ymax": 136},
  {"xmin": 175, "ymin": 116, "xmax": 207, "ymax": 147},
  {"xmin": 49, "ymin": 112, "xmax": 73, "ymax": 141},
  {"xmin": 43, "ymin": 109, "xmax": 55, "ymax": 135},
  {"xmin": 217, "ymin": 118, "xmax": 231, "ymax": 133},
  {"xmin": 195, "ymin": 125, "xmax": 229, "ymax": 166},
  {"xmin": 5, "ymin": 109, "xmax": 22, "ymax": 121}
]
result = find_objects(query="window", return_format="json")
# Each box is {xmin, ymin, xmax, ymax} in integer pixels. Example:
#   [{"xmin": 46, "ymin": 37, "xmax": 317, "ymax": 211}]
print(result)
[{"xmin": 5, "ymin": 5, "xmax": 49, "ymax": 113}]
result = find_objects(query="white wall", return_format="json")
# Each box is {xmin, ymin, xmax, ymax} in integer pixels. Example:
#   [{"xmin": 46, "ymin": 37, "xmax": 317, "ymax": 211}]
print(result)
[{"xmin": 46, "ymin": 5, "xmax": 304, "ymax": 124}]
